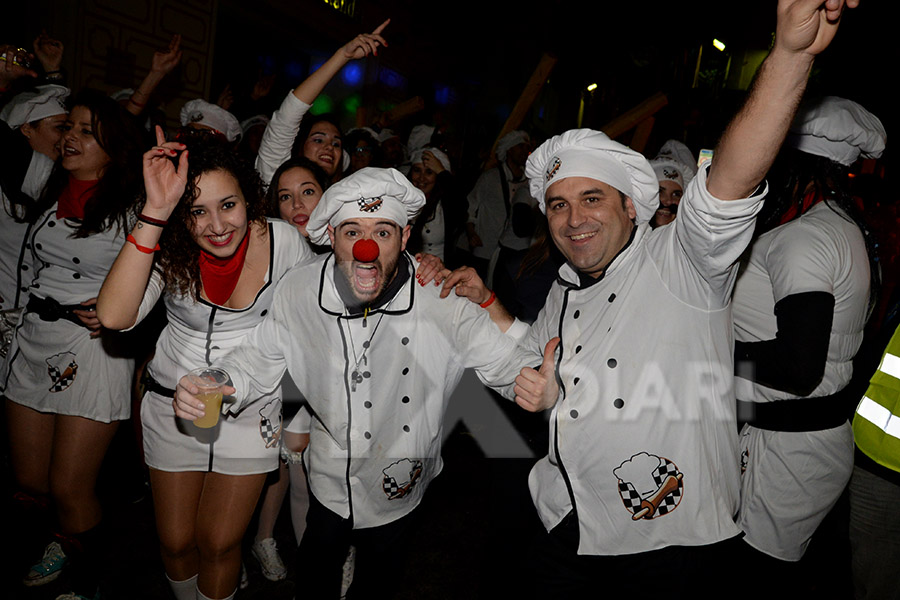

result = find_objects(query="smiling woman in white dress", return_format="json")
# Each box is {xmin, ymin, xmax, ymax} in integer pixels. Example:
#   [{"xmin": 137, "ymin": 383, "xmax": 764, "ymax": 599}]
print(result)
[{"xmin": 97, "ymin": 132, "xmax": 314, "ymax": 600}]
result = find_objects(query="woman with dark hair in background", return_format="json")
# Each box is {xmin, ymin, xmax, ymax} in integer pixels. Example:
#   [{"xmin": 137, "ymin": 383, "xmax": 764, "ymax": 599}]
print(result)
[
  {"xmin": 242, "ymin": 153, "xmax": 330, "ymax": 583},
  {"xmin": 1, "ymin": 88, "xmax": 146, "ymax": 600}
]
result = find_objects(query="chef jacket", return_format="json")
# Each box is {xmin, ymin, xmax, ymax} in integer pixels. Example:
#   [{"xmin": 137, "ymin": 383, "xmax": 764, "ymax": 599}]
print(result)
[
  {"xmin": 218, "ymin": 253, "xmax": 532, "ymax": 528},
  {"xmin": 514, "ymin": 165, "xmax": 766, "ymax": 555}
]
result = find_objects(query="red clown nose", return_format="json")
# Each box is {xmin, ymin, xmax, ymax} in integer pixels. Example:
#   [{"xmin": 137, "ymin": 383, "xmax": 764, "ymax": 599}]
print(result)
[{"xmin": 352, "ymin": 239, "xmax": 380, "ymax": 262}]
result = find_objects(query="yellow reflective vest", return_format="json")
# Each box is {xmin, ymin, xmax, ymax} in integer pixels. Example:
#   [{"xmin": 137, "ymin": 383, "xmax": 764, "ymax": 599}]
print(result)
[{"xmin": 853, "ymin": 324, "xmax": 900, "ymax": 473}]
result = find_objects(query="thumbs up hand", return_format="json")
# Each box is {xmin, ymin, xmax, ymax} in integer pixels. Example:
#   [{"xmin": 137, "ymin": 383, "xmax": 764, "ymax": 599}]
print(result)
[{"xmin": 514, "ymin": 337, "xmax": 561, "ymax": 412}]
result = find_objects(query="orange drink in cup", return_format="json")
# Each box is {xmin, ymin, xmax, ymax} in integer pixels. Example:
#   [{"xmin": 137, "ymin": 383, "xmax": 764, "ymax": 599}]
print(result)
[{"xmin": 187, "ymin": 367, "xmax": 229, "ymax": 428}]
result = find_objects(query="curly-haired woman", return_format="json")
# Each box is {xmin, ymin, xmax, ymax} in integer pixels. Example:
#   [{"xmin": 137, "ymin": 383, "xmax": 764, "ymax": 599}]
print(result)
[{"xmin": 96, "ymin": 131, "xmax": 314, "ymax": 600}]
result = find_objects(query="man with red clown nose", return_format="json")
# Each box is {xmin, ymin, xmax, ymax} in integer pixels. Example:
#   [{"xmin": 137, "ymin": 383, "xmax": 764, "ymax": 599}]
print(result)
[{"xmin": 178, "ymin": 166, "xmax": 534, "ymax": 598}]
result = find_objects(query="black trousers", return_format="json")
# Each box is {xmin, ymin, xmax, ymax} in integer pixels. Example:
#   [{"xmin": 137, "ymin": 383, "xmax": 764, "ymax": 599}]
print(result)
[
  {"xmin": 296, "ymin": 491, "xmax": 422, "ymax": 600},
  {"xmin": 523, "ymin": 511, "xmax": 743, "ymax": 599}
]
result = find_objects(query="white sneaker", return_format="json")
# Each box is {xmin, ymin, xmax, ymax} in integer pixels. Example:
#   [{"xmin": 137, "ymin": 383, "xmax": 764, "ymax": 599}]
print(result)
[
  {"xmin": 23, "ymin": 541, "xmax": 67, "ymax": 586},
  {"xmin": 251, "ymin": 537, "xmax": 287, "ymax": 581}
]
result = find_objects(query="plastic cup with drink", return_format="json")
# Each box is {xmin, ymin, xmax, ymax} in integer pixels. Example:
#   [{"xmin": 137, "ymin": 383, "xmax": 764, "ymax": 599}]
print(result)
[{"xmin": 186, "ymin": 367, "xmax": 230, "ymax": 428}]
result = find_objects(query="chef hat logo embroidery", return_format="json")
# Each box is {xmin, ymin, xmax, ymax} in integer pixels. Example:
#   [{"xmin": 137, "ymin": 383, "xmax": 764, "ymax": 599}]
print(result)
[
  {"xmin": 614, "ymin": 452, "xmax": 684, "ymax": 521},
  {"xmin": 545, "ymin": 157, "xmax": 562, "ymax": 182},
  {"xmin": 382, "ymin": 458, "xmax": 423, "ymax": 500},
  {"xmin": 46, "ymin": 351, "xmax": 78, "ymax": 393},
  {"xmin": 189, "ymin": 111, "xmax": 204, "ymax": 123},
  {"xmin": 357, "ymin": 196, "xmax": 384, "ymax": 213},
  {"xmin": 258, "ymin": 398, "xmax": 283, "ymax": 449},
  {"xmin": 663, "ymin": 167, "xmax": 679, "ymax": 180}
]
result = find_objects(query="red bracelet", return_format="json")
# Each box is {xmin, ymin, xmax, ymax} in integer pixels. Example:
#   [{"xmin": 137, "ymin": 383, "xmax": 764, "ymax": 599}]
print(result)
[
  {"xmin": 479, "ymin": 290, "xmax": 497, "ymax": 308},
  {"xmin": 127, "ymin": 234, "xmax": 160, "ymax": 254},
  {"xmin": 137, "ymin": 213, "xmax": 168, "ymax": 227}
]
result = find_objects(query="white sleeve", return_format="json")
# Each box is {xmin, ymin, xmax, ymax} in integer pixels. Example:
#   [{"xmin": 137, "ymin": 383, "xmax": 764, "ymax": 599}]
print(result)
[
  {"xmin": 122, "ymin": 268, "xmax": 164, "ymax": 332},
  {"xmin": 215, "ymin": 304, "xmax": 291, "ymax": 414},
  {"xmin": 651, "ymin": 164, "xmax": 767, "ymax": 308},
  {"xmin": 255, "ymin": 92, "xmax": 312, "ymax": 186},
  {"xmin": 765, "ymin": 221, "xmax": 838, "ymax": 301}
]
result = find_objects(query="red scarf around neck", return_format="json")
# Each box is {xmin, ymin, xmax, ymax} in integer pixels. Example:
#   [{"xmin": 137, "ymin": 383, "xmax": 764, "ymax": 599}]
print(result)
[
  {"xmin": 198, "ymin": 230, "xmax": 251, "ymax": 305},
  {"xmin": 778, "ymin": 187, "xmax": 823, "ymax": 226},
  {"xmin": 57, "ymin": 176, "xmax": 100, "ymax": 220}
]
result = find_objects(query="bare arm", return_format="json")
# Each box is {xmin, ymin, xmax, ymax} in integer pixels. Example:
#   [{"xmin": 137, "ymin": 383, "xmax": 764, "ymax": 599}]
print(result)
[
  {"xmin": 706, "ymin": 0, "xmax": 859, "ymax": 200},
  {"xmin": 125, "ymin": 34, "xmax": 182, "ymax": 116},
  {"xmin": 97, "ymin": 127, "xmax": 187, "ymax": 329}
]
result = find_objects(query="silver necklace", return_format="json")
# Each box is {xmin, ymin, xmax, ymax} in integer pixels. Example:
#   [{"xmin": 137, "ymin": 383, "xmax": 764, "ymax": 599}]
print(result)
[{"xmin": 346, "ymin": 307, "xmax": 387, "ymax": 392}]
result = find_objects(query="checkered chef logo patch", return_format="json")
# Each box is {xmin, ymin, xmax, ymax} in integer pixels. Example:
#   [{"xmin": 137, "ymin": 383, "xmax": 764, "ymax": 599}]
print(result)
[
  {"xmin": 45, "ymin": 351, "xmax": 78, "ymax": 393},
  {"xmin": 614, "ymin": 451, "xmax": 684, "ymax": 521},
  {"xmin": 382, "ymin": 458, "xmax": 423, "ymax": 500},
  {"xmin": 258, "ymin": 398, "xmax": 283, "ymax": 448},
  {"xmin": 662, "ymin": 167, "xmax": 680, "ymax": 181},
  {"xmin": 357, "ymin": 195, "xmax": 384, "ymax": 213},
  {"xmin": 545, "ymin": 157, "xmax": 561, "ymax": 182}
]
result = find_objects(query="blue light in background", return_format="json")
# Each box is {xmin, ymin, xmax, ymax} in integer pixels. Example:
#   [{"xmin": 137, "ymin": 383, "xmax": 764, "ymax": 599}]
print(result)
[
  {"xmin": 434, "ymin": 85, "xmax": 453, "ymax": 106},
  {"xmin": 341, "ymin": 62, "xmax": 364, "ymax": 86},
  {"xmin": 285, "ymin": 60, "xmax": 305, "ymax": 80},
  {"xmin": 378, "ymin": 66, "xmax": 406, "ymax": 89}
]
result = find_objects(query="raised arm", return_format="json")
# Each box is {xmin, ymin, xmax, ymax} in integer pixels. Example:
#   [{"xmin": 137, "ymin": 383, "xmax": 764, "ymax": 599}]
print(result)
[
  {"xmin": 706, "ymin": 0, "xmax": 859, "ymax": 200},
  {"xmin": 125, "ymin": 34, "xmax": 182, "ymax": 116},
  {"xmin": 256, "ymin": 20, "xmax": 388, "ymax": 184},
  {"xmin": 96, "ymin": 126, "xmax": 187, "ymax": 329}
]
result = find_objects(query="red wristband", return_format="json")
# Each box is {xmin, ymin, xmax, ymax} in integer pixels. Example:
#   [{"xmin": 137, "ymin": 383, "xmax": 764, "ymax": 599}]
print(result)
[
  {"xmin": 479, "ymin": 290, "xmax": 496, "ymax": 308},
  {"xmin": 127, "ymin": 234, "xmax": 160, "ymax": 254}
]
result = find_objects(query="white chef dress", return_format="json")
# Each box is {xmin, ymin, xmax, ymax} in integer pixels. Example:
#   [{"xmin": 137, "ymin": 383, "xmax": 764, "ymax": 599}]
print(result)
[
  {"xmin": 732, "ymin": 201, "xmax": 869, "ymax": 561},
  {"xmin": 136, "ymin": 219, "xmax": 314, "ymax": 474},
  {"xmin": 2, "ymin": 206, "xmax": 134, "ymax": 422}
]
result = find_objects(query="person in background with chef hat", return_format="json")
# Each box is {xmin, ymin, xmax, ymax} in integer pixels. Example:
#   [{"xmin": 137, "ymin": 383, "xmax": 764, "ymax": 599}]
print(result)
[
  {"xmin": 731, "ymin": 95, "xmax": 884, "ymax": 598},
  {"xmin": 176, "ymin": 166, "xmax": 532, "ymax": 598},
  {"xmin": 0, "ymin": 84, "xmax": 69, "ymax": 362},
  {"xmin": 648, "ymin": 139, "xmax": 697, "ymax": 228},
  {"xmin": 178, "ymin": 98, "xmax": 242, "ymax": 145}
]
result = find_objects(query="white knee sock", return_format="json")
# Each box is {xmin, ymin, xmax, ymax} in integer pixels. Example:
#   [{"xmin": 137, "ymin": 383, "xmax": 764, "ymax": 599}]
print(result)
[
  {"xmin": 196, "ymin": 587, "xmax": 235, "ymax": 600},
  {"xmin": 166, "ymin": 573, "xmax": 197, "ymax": 600},
  {"xmin": 289, "ymin": 462, "xmax": 310, "ymax": 544}
]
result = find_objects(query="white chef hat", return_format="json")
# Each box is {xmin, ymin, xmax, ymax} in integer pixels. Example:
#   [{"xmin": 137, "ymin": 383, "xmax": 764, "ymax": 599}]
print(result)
[
  {"xmin": 408, "ymin": 146, "xmax": 452, "ymax": 174},
  {"xmin": 0, "ymin": 85, "xmax": 69, "ymax": 129},
  {"xmin": 496, "ymin": 130, "xmax": 530, "ymax": 161},
  {"xmin": 109, "ymin": 88, "xmax": 135, "ymax": 102},
  {"xmin": 650, "ymin": 139, "xmax": 697, "ymax": 190},
  {"xmin": 180, "ymin": 99, "xmax": 242, "ymax": 142},
  {"xmin": 787, "ymin": 96, "xmax": 886, "ymax": 167},
  {"xmin": 375, "ymin": 128, "xmax": 400, "ymax": 144},
  {"xmin": 525, "ymin": 128, "xmax": 659, "ymax": 223},
  {"xmin": 306, "ymin": 167, "xmax": 426, "ymax": 246},
  {"xmin": 407, "ymin": 124, "xmax": 435, "ymax": 155},
  {"xmin": 240, "ymin": 114, "xmax": 269, "ymax": 136}
]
